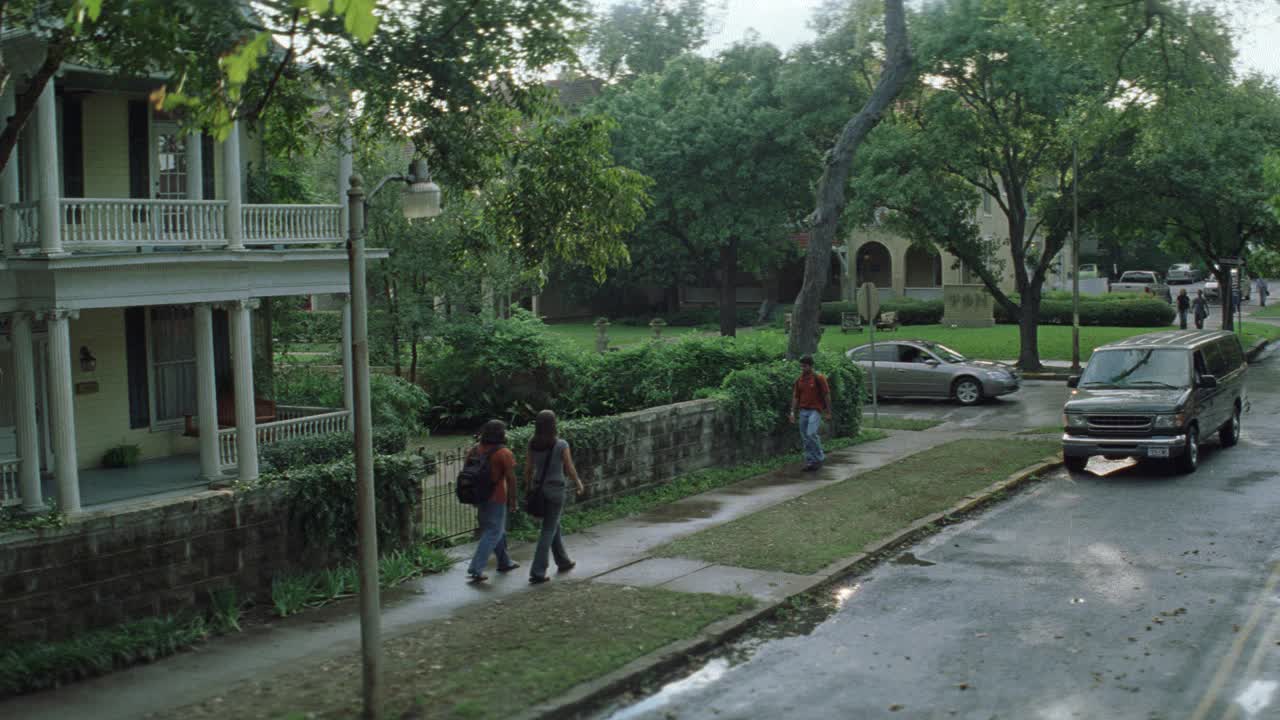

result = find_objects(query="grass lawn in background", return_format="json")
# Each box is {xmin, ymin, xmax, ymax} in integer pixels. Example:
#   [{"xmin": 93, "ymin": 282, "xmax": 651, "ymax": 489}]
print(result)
[
  {"xmin": 655, "ymin": 439, "xmax": 1059, "ymax": 575},
  {"xmin": 543, "ymin": 321, "xmax": 703, "ymax": 351},
  {"xmin": 159, "ymin": 583, "xmax": 752, "ymax": 720},
  {"xmin": 1249, "ymin": 304, "xmax": 1280, "ymax": 318}
]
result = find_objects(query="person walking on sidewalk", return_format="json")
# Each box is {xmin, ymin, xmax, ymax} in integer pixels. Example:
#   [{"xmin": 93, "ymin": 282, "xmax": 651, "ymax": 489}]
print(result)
[
  {"xmin": 790, "ymin": 354, "xmax": 832, "ymax": 472},
  {"xmin": 1192, "ymin": 290, "xmax": 1209, "ymax": 330},
  {"xmin": 1176, "ymin": 289, "xmax": 1190, "ymax": 330},
  {"xmin": 1257, "ymin": 276, "xmax": 1269, "ymax": 307},
  {"xmin": 525, "ymin": 410, "xmax": 586, "ymax": 585},
  {"xmin": 466, "ymin": 419, "xmax": 520, "ymax": 582}
]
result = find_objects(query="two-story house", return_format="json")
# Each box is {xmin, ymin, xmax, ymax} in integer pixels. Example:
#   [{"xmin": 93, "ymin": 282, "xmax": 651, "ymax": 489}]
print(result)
[{"xmin": 0, "ymin": 34, "xmax": 377, "ymax": 514}]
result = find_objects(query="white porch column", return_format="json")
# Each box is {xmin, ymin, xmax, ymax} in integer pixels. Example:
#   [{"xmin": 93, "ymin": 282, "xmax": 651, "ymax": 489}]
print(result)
[
  {"xmin": 46, "ymin": 309, "xmax": 80, "ymax": 512},
  {"xmin": 187, "ymin": 133, "xmax": 204, "ymax": 201},
  {"xmin": 338, "ymin": 294, "xmax": 354, "ymax": 426},
  {"xmin": 12, "ymin": 313, "xmax": 45, "ymax": 511},
  {"xmin": 222, "ymin": 122, "xmax": 244, "ymax": 250},
  {"xmin": 337, "ymin": 129, "xmax": 353, "ymax": 236},
  {"xmin": 230, "ymin": 298, "xmax": 259, "ymax": 482},
  {"xmin": 1, "ymin": 84, "xmax": 19, "ymax": 255},
  {"xmin": 34, "ymin": 81, "xmax": 62, "ymax": 255},
  {"xmin": 194, "ymin": 304, "xmax": 220, "ymax": 481}
]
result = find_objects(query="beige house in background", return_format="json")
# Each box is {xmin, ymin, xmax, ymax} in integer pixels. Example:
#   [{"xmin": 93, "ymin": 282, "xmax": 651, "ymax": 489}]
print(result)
[{"xmin": 844, "ymin": 191, "xmax": 1022, "ymax": 303}]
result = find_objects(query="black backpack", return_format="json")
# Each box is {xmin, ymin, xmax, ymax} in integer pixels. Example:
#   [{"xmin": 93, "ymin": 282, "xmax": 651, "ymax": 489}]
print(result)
[{"xmin": 455, "ymin": 447, "xmax": 498, "ymax": 506}]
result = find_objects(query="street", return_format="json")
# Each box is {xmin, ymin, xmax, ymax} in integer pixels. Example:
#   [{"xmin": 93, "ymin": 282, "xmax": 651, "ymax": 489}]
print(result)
[{"xmin": 600, "ymin": 349, "xmax": 1280, "ymax": 720}]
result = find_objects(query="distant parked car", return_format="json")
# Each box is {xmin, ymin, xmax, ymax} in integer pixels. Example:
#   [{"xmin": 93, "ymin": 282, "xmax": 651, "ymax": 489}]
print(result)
[
  {"xmin": 1204, "ymin": 267, "xmax": 1250, "ymax": 303},
  {"xmin": 845, "ymin": 340, "xmax": 1021, "ymax": 406},
  {"xmin": 1167, "ymin": 263, "xmax": 1201, "ymax": 284},
  {"xmin": 1112, "ymin": 271, "xmax": 1172, "ymax": 302},
  {"xmin": 1078, "ymin": 263, "xmax": 1100, "ymax": 279}
]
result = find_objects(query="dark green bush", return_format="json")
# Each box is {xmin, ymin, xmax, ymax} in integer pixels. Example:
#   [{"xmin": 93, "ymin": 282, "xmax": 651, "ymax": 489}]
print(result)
[
  {"xmin": 274, "ymin": 306, "xmax": 343, "ymax": 345},
  {"xmin": 994, "ymin": 296, "xmax": 1174, "ymax": 327},
  {"xmin": 260, "ymin": 453, "xmax": 419, "ymax": 556},
  {"xmin": 259, "ymin": 429, "xmax": 408, "ymax": 473},
  {"xmin": 274, "ymin": 368, "xmax": 430, "ymax": 435}
]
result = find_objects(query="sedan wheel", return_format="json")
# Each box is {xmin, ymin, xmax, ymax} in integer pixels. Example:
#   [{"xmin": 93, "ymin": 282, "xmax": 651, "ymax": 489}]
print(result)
[{"xmin": 953, "ymin": 377, "xmax": 983, "ymax": 406}]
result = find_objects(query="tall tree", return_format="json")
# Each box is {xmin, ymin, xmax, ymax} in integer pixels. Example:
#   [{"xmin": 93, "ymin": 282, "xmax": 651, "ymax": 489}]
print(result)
[
  {"xmin": 594, "ymin": 43, "xmax": 817, "ymax": 336},
  {"xmin": 787, "ymin": 0, "xmax": 912, "ymax": 358},
  {"xmin": 585, "ymin": 0, "xmax": 710, "ymax": 80}
]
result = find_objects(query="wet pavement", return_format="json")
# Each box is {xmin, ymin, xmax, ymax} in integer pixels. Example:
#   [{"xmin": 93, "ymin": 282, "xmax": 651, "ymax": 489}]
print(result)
[{"xmin": 597, "ymin": 348, "xmax": 1280, "ymax": 720}]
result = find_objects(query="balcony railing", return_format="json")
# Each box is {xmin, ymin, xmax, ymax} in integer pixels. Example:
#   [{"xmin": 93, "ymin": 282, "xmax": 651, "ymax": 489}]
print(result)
[
  {"xmin": 1, "ymin": 457, "xmax": 20, "ymax": 507},
  {"xmin": 217, "ymin": 407, "xmax": 350, "ymax": 470},
  {"xmin": 2, "ymin": 200, "xmax": 344, "ymax": 255},
  {"xmin": 243, "ymin": 205, "xmax": 344, "ymax": 245}
]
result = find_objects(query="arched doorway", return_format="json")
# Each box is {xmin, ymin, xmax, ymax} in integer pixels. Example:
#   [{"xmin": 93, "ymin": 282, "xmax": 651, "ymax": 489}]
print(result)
[
  {"xmin": 855, "ymin": 241, "xmax": 892, "ymax": 290},
  {"xmin": 905, "ymin": 245, "xmax": 942, "ymax": 287}
]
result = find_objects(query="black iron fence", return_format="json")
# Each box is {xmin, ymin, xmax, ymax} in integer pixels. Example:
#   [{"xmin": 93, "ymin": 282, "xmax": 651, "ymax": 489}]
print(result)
[{"xmin": 421, "ymin": 448, "xmax": 479, "ymax": 541}]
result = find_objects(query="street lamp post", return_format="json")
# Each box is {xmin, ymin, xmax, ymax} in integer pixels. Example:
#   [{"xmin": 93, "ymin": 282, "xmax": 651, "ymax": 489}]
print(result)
[{"xmin": 346, "ymin": 159, "xmax": 441, "ymax": 720}]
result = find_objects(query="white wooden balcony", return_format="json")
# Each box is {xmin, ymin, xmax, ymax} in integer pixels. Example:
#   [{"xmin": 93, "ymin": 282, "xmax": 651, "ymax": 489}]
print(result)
[
  {"xmin": 3, "ymin": 199, "xmax": 345, "ymax": 255},
  {"xmin": 1, "ymin": 456, "xmax": 19, "ymax": 507}
]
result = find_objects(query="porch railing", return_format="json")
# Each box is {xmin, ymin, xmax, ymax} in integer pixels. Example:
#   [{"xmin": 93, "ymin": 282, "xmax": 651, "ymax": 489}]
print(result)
[
  {"xmin": 1, "ymin": 457, "xmax": 20, "ymax": 507},
  {"xmin": 9, "ymin": 202, "xmax": 38, "ymax": 250},
  {"xmin": 60, "ymin": 199, "xmax": 230, "ymax": 249},
  {"xmin": 217, "ymin": 409, "xmax": 351, "ymax": 470},
  {"xmin": 242, "ymin": 204, "xmax": 343, "ymax": 245}
]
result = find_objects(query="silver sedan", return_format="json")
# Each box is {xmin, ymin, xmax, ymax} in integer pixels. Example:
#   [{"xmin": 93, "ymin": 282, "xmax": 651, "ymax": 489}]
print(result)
[{"xmin": 845, "ymin": 340, "xmax": 1021, "ymax": 405}]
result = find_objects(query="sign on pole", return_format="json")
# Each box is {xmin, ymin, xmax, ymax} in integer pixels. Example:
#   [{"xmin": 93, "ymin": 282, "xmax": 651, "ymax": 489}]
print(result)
[
  {"xmin": 859, "ymin": 282, "xmax": 879, "ymax": 425},
  {"xmin": 1220, "ymin": 257, "xmax": 1243, "ymax": 267}
]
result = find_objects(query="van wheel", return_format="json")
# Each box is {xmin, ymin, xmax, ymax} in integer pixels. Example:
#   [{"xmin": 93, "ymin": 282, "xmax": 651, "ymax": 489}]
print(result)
[
  {"xmin": 1176, "ymin": 424, "xmax": 1199, "ymax": 474},
  {"xmin": 1064, "ymin": 455, "xmax": 1088, "ymax": 473},
  {"xmin": 953, "ymin": 377, "xmax": 983, "ymax": 406},
  {"xmin": 1219, "ymin": 404, "xmax": 1241, "ymax": 447}
]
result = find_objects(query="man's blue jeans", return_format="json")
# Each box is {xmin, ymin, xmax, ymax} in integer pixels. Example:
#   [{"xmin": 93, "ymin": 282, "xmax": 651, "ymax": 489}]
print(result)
[
  {"xmin": 799, "ymin": 409, "xmax": 825, "ymax": 466},
  {"xmin": 468, "ymin": 500, "xmax": 513, "ymax": 575}
]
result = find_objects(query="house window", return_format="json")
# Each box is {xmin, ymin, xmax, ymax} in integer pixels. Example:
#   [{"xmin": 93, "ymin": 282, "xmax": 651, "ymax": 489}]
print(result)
[
  {"xmin": 149, "ymin": 307, "xmax": 196, "ymax": 424},
  {"xmin": 982, "ymin": 192, "xmax": 992, "ymax": 215}
]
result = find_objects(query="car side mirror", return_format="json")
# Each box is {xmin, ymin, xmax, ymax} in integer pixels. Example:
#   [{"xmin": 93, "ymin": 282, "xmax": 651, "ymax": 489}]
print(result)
[
  {"xmin": 1197, "ymin": 374, "xmax": 1218, "ymax": 389},
  {"xmin": 1067, "ymin": 375, "xmax": 1080, "ymax": 389},
  {"xmin": 924, "ymin": 358, "xmax": 940, "ymax": 366}
]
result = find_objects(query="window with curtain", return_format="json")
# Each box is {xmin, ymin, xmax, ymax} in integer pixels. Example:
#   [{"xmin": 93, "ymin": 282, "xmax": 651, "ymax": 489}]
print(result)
[{"xmin": 150, "ymin": 307, "xmax": 196, "ymax": 422}]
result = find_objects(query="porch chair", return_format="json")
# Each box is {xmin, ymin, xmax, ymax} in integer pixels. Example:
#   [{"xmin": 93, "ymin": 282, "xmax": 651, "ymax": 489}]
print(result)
[{"xmin": 875, "ymin": 311, "xmax": 899, "ymax": 332}]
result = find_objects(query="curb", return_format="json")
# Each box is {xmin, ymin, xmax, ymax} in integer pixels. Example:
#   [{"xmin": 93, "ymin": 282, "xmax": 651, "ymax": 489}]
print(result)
[
  {"xmin": 1022, "ymin": 371, "xmax": 1072, "ymax": 382},
  {"xmin": 528, "ymin": 453, "xmax": 1064, "ymax": 720},
  {"xmin": 1246, "ymin": 339, "xmax": 1269, "ymax": 362}
]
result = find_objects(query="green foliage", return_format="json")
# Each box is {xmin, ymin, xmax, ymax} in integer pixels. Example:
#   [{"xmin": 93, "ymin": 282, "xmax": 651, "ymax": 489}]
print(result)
[
  {"xmin": 712, "ymin": 353, "xmax": 863, "ymax": 440},
  {"xmin": 0, "ymin": 504, "xmax": 66, "ymax": 533},
  {"xmin": 274, "ymin": 367, "xmax": 430, "ymax": 436},
  {"xmin": 207, "ymin": 588, "xmax": 243, "ymax": 634},
  {"xmin": 268, "ymin": 543, "xmax": 455, "ymax": 618},
  {"xmin": 258, "ymin": 454, "xmax": 419, "ymax": 557},
  {"xmin": 586, "ymin": 0, "xmax": 710, "ymax": 79},
  {"xmin": 100, "ymin": 444, "xmax": 141, "ymax": 469},
  {"xmin": 992, "ymin": 296, "xmax": 1174, "ymax": 327},
  {"xmin": 273, "ymin": 306, "xmax": 343, "ymax": 346},
  {"xmin": 258, "ymin": 429, "xmax": 408, "ymax": 474}
]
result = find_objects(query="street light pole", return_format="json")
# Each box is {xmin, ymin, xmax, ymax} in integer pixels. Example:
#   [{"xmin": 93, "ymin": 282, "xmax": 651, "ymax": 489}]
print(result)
[
  {"xmin": 1071, "ymin": 140, "xmax": 1081, "ymax": 373},
  {"xmin": 345, "ymin": 160, "xmax": 442, "ymax": 720}
]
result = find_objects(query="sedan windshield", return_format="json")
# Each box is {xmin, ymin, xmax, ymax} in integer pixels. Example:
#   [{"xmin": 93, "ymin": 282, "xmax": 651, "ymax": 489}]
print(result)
[
  {"xmin": 927, "ymin": 343, "xmax": 967, "ymax": 363},
  {"xmin": 1079, "ymin": 349, "xmax": 1190, "ymax": 389}
]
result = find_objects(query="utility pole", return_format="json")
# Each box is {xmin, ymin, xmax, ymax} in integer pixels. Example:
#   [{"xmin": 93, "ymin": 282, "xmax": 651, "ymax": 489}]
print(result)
[{"xmin": 1071, "ymin": 141, "xmax": 1081, "ymax": 373}]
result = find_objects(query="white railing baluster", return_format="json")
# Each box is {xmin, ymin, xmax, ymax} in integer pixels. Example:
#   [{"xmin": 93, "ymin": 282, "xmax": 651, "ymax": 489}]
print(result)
[{"xmin": 1, "ymin": 457, "xmax": 20, "ymax": 507}]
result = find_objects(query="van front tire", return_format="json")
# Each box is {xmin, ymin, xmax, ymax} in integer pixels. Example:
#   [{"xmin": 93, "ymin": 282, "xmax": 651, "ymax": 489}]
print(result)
[
  {"xmin": 1176, "ymin": 425, "xmax": 1199, "ymax": 474},
  {"xmin": 1219, "ymin": 405, "xmax": 1241, "ymax": 448}
]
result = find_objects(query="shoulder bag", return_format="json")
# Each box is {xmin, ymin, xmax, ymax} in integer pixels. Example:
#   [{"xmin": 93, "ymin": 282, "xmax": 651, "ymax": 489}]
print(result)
[{"xmin": 523, "ymin": 445, "xmax": 555, "ymax": 518}]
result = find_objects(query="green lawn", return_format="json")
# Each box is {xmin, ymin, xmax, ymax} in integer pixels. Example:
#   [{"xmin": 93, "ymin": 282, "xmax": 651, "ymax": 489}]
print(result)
[
  {"xmin": 655, "ymin": 439, "xmax": 1059, "ymax": 575},
  {"xmin": 159, "ymin": 583, "xmax": 751, "ymax": 720},
  {"xmin": 543, "ymin": 321, "xmax": 703, "ymax": 351},
  {"xmin": 1250, "ymin": 304, "xmax": 1280, "ymax": 318}
]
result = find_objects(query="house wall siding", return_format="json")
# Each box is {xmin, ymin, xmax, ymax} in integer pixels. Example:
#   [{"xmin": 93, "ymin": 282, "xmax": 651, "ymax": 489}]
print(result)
[
  {"xmin": 82, "ymin": 94, "xmax": 131, "ymax": 199},
  {"xmin": 70, "ymin": 308, "xmax": 196, "ymax": 470}
]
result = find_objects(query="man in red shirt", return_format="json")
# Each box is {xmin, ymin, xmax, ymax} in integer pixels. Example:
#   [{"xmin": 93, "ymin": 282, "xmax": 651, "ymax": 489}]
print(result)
[
  {"xmin": 466, "ymin": 419, "xmax": 520, "ymax": 582},
  {"xmin": 789, "ymin": 354, "xmax": 831, "ymax": 471}
]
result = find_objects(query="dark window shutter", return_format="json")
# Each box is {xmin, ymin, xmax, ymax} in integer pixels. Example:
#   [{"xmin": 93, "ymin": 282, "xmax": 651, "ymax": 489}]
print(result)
[
  {"xmin": 213, "ymin": 308, "xmax": 232, "ymax": 390},
  {"xmin": 62, "ymin": 97, "xmax": 84, "ymax": 198},
  {"xmin": 125, "ymin": 307, "xmax": 151, "ymax": 429},
  {"xmin": 201, "ymin": 135, "xmax": 216, "ymax": 200},
  {"xmin": 127, "ymin": 100, "xmax": 149, "ymax": 221}
]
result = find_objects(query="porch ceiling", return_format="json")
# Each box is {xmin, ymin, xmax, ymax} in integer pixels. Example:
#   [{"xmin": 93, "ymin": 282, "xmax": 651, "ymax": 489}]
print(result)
[{"xmin": 0, "ymin": 249, "xmax": 388, "ymax": 312}]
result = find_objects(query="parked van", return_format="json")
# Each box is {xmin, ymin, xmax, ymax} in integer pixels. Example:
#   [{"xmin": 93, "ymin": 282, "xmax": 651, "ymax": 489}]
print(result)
[{"xmin": 1062, "ymin": 331, "xmax": 1247, "ymax": 473}]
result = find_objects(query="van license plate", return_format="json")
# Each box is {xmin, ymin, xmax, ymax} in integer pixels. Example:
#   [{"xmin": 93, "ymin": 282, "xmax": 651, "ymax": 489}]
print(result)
[{"xmin": 1148, "ymin": 447, "xmax": 1170, "ymax": 458}]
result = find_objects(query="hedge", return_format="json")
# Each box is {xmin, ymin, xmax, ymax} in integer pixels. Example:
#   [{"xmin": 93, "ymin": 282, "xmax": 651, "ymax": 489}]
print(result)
[
  {"xmin": 259, "ymin": 428, "xmax": 408, "ymax": 473},
  {"xmin": 995, "ymin": 296, "xmax": 1174, "ymax": 327}
]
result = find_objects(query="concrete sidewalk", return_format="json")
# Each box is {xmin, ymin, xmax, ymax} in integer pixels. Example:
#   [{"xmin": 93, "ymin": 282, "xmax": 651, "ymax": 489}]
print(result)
[{"xmin": 2, "ymin": 429, "xmax": 1009, "ymax": 720}]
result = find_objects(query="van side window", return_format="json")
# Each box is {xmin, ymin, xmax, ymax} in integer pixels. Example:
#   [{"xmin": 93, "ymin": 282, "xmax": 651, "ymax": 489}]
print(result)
[
  {"xmin": 1194, "ymin": 351, "xmax": 1209, "ymax": 377},
  {"xmin": 1219, "ymin": 337, "xmax": 1245, "ymax": 370},
  {"xmin": 1203, "ymin": 343, "xmax": 1229, "ymax": 377}
]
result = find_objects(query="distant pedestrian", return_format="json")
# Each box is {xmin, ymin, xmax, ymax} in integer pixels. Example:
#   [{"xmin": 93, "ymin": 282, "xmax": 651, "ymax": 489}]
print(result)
[
  {"xmin": 1176, "ymin": 289, "xmax": 1190, "ymax": 330},
  {"xmin": 1257, "ymin": 276, "xmax": 1269, "ymax": 307},
  {"xmin": 465, "ymin": 420, "xmax": 520, "ymax": 582},
  {"xmin": 524, "ymin": 410, "xmax": 586, "ymax": 585},
  {"xmin": 1192, "ymin": 290, "xmax": 1209, "ymax": 330},
  {"xmin": 790, "ymin": 355, "xmax": 832, "ymax": 472}
]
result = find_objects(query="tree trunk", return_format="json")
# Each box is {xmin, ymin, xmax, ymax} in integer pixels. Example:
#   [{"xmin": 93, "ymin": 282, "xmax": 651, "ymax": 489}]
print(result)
[
  {"xmin": 1017, "ymin": 294, "xmax": 1041, "ymax": 370},
  {"xmin": 788, "ymin": 0, "xmax": 912, "ymax": 358},
  {"xmin": 719, "ymin": 237, "xmax": 738, "ymax": 337},
  {"xmin": 1218, "ymin": 268, "xmax": 1235, "ymax": 331},
  {"xmin": 385, "ymin": 280, "xmax": 401, "ymax": 377},
  {"xmin": 409, "ymin": 326, "xmax": 419, "ymax": 385},
  {"xmin": 664, "ymin": 284, "xmax": 681, "ymax": 314}
]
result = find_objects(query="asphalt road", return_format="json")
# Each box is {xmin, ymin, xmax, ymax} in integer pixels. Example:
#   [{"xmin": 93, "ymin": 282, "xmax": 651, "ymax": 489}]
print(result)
[{"xmin": 601, "ymin": 348, "xmax": 1280, "ymax": 720}]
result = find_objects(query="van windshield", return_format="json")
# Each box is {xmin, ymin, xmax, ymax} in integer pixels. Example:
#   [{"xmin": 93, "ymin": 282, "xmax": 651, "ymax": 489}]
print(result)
[{"xmin": 1079, "ymin": 349, "xmax": 1190, "ymax": 389}]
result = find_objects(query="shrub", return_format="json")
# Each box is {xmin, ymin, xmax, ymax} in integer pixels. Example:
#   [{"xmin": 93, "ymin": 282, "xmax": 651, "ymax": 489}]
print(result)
[
  {"xmin": 712, "ymin": 353, "xmax": 864, "ymax": 441},
  {"xmin": 101, "ymin": 444, "xmax": 141, "ymax": 468},
  {"xmin": 274, "ymin": 367, "xmax": 430, "ymax": 435},
  {"xmin": 259, "ymin": 429, "xmax": 408, "ymax": 473},
  {"xmin": 994, "ymin": 296, "xmax": 1174, "ymax": 327},
  {"xmin": 259, "ymin": 453, "xmax": 419, "ymax": 557},
  {"xmin": 274, "ymin": 306, "xmax": 342, "ymax": 345}
]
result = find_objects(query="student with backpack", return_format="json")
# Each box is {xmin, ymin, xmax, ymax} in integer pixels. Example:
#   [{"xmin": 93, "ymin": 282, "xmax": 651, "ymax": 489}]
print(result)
[
  {"xmin": 523, "ymin": 410, "xmax": 586, "ymax": 585},
  {"xmin": 459, "ymin": 419, "xmax": 520, "ymax": 582}
]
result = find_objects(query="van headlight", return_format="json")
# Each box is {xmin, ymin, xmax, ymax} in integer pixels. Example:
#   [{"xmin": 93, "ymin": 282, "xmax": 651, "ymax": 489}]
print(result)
[
  {"xmin": 1064, "ymin": 413, "xmax": 1088, "ymax": 429},
  {"xmin": 1153, "ymin": 413, "xmax": 1185, "ymax": 429}
]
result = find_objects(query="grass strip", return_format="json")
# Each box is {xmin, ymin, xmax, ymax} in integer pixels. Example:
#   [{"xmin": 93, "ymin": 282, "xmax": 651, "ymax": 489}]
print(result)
[
  {"xmin": 655, "ymin": 439, "xmax": 1058, "ymax": 575},
  {"xmin": 507, "ymin": 429, "xmax": 889, "ymax": 542},
  {"xmin": 1249, "ymin": 304, "xmax": 1280, "ymax": 319},
  {"xmin": 158, "ymin": 583, "xmax": 753, "ymax": 720},
  {"xmin": 1018, "ymin": 425, "xmax": 1063, "ymax": 436},
  {"xmin": 866, "ymin": 416, "xmax": 944, "ymax": 431}
]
